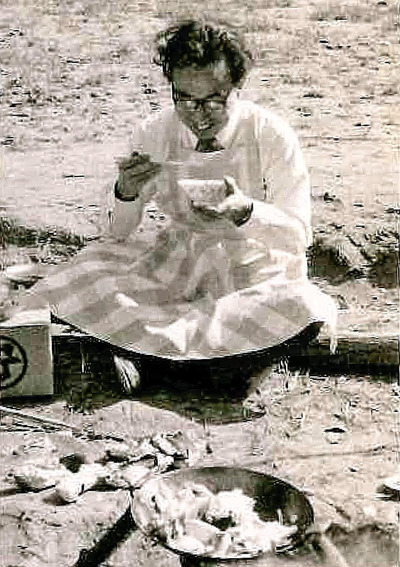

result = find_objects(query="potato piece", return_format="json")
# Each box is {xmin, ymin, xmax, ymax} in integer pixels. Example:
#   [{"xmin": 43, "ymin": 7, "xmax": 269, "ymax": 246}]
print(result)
[
  {"xmin": 172, "ymin": 535, "xmax": 207, "ymax": 555},
  {"xmin": 13, "ymin": 464, "xmax": 65, "ymax": 492},
  {"xmin": 205, "ymin": 489, "xmax": 254, "ymax": 527},
  {"xmin": 182, "ymin": 519, "xmax": 221, "ymax": 549}
]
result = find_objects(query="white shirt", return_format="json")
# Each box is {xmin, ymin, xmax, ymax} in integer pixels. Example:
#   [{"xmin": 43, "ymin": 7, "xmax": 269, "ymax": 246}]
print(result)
[{"xmin": 121, "ymin": 98, "xmax": 312, "ymax": 244}]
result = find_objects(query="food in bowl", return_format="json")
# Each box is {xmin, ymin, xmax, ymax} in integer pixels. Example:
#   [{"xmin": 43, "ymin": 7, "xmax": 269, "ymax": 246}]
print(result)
[{"xmin": 177, "ymin": 179, "xmax": 227, "ymax": 207}]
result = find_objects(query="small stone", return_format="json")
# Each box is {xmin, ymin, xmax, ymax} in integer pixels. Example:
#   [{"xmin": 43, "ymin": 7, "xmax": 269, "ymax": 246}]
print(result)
[
  {"xmin": 60, "ymin": 453, "xmax": 87, "ymax": 472},
  {"xmin": 323, "ymin": 191, "xmax": 336, "ymax": 202},
  {"xmin": 324, "ymin": 425, "xmax": 348, "ymax": 434}
]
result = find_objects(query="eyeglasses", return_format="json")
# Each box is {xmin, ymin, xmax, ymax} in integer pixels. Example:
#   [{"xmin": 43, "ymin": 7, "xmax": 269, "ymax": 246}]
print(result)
[{"xmin": 172, "ymin": 89, "xmax": 230, "ymax": 111}]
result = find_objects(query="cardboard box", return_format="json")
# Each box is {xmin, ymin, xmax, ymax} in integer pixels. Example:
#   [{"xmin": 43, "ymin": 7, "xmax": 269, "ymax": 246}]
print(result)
[{"xmin": 0, "ymin": 309, "xmax": 53, "ymax": 398}]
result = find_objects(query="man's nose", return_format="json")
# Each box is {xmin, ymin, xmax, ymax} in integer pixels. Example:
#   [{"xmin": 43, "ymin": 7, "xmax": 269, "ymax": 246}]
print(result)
[
  {"xmin": 197, "ymin": 100, "xmax": 208, "ymax": 110},
  {"xmin": 193, "ymin": 102, "xmax": 211, "ymax": 114}
]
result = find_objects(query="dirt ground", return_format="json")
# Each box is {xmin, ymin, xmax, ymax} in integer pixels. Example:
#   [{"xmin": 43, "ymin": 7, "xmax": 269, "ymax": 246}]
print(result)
[
  {"xmin": 0, "ymin": 373, "xmax": 398, "ymax": 566},
  {"xmin": 0, "ymin": 0, "xmax": 399, "ymax": 565}
]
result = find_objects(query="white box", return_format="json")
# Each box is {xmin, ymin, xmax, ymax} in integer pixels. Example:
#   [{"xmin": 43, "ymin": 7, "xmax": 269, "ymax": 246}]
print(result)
[{"xmin": 0, "ymin": 309, "xmax": 53, "ymax": 398}]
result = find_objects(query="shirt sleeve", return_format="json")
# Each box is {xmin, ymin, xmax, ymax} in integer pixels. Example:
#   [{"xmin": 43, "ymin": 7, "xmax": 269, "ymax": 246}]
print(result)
[
  {"xmin": 258, "ymin": 111, "xmax": 312, "ymax": 246},
  {"xmin": 109, "ymin": 113, "xmax": 166, "ymax": 239},
  {"xmin": 114, "ymin": 115, "xmax": 161, "ymax": 198}
]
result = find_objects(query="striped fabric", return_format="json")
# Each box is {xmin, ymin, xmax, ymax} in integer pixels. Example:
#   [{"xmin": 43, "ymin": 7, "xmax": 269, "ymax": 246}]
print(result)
[{"xmin": 21, "ymin": 200, "xmax": 337, "ymax": 360}]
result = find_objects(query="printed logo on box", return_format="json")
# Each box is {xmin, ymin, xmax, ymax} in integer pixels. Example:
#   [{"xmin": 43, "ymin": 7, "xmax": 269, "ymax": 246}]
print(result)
[{"xmin": 0, "ymin": 335, "xmax": 28, "ymax": 390}]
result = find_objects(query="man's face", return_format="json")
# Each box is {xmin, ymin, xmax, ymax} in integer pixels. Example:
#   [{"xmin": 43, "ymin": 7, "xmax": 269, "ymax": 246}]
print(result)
[{"xmin": 171, "ymin": 59, "xmax": 234, "ymax": 142}]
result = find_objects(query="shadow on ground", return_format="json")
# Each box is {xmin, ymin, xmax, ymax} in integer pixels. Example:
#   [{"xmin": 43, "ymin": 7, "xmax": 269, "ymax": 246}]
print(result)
[
  {"xmin": 50, "ymin": 337, "xmax": 270, "ymax": 423},
  {"xmin": 48, "ymin": 335, "xmax": 397, "ymax": 425}
]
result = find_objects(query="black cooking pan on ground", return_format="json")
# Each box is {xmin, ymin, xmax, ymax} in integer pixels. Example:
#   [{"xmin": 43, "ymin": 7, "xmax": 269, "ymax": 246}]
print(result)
[
  {"xmin": 130, "ymin": 466, "xmax": 314, "ymax": 564},
  {"xmin": 74, "ymin": 466, "xmax": 349, "ymax": 567}
]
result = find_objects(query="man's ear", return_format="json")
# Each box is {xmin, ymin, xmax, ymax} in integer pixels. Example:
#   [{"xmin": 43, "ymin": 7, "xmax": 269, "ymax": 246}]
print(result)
[
  {"xmin": 234, "ymin": 74, "xmax": 248, "ymax": 89},
  {"xmin": 234, "ymin": 56, "xmax": 253, "ymax": 88}
]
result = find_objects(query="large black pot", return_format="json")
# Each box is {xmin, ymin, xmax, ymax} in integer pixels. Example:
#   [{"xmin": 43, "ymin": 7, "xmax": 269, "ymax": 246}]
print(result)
[{"xmin": 131, "ymin": 466, "xmax": 314, "ymax": 566}]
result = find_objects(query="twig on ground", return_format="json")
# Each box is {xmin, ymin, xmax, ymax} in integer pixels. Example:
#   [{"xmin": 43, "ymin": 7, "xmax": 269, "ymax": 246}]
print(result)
[
  {"xmin": 0, "ymin": 405, "xmax": 81, "ymax": 432},
  {"xmin": 279, "ymin": 444, "xmax": 393, "ymax": 460},
  {"xmin": 0, "ymin": 404, "xmax": 124, "ymax": 442}
]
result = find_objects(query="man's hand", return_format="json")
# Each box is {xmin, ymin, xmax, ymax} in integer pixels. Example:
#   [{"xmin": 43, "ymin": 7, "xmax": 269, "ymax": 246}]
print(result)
[
  {"xmin": 191, "ymin": 176, "xmax": 253, "ymax": 226},
  {"xmin": 116, "ymin": 152, "xmax": 162, "ymax": 201}
]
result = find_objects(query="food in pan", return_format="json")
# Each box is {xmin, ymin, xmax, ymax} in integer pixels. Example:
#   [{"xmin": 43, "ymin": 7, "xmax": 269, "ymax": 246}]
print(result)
[{"xmin": 133, "ymin": 479, "xmax": 296, "ymax": 558}]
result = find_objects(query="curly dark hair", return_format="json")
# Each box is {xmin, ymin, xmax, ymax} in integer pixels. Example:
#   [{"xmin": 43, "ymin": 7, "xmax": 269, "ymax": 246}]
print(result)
[{"xmin": 154, "ymin": 20, "xmax": 252, "ymax": 86}]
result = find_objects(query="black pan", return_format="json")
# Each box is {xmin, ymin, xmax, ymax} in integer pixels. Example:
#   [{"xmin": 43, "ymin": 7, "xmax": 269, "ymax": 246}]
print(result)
[
  {"xmin": 130, "ymin": 466, "xmax": 314, "ymax": 562},
  {"xmin": 74, "ymin": 467, "xmax": 348, "ymax": 567}
]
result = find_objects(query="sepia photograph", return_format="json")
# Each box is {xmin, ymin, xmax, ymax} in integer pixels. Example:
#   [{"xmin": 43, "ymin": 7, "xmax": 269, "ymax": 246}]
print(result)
[{"xmin": 0, "ymin": 0, "xmax": 398, "ymax": 565}]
